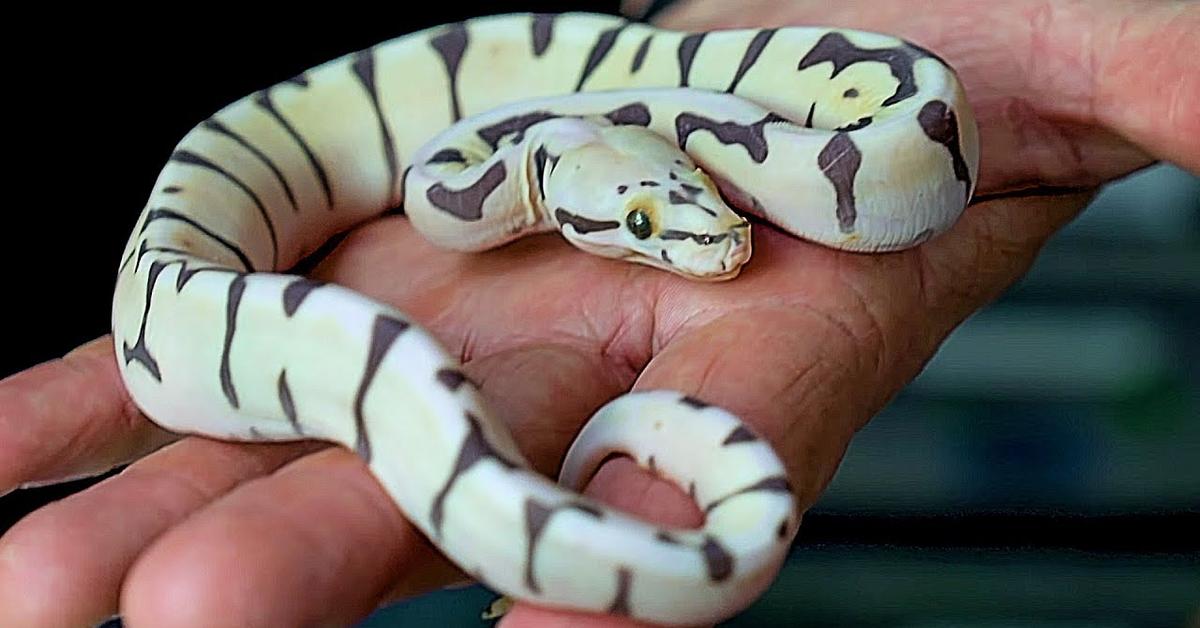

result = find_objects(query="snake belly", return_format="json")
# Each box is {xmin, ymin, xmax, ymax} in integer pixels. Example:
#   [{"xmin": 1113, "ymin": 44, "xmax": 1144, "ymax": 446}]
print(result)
[{"xmin": 111, "ymin": 12, "xmax": 979, "ymax": 625}]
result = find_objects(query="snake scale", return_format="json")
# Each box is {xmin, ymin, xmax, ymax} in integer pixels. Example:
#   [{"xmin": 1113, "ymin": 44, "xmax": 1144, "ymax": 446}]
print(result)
[{"xmin": 111, "ymin": 12, "xmax": 979, "ymax": 625}]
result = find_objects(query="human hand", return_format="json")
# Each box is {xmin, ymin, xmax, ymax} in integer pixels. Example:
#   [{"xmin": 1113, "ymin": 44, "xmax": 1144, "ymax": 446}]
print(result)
[{"xmin": 1, "ymin": 1, "xmax": 1195, "ymax": 627}]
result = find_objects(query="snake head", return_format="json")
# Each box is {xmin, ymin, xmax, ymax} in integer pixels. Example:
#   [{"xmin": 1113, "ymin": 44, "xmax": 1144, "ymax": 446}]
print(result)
[{"xmin": 543, "ymin": 125, "xmax": 751, "ymax": 281}]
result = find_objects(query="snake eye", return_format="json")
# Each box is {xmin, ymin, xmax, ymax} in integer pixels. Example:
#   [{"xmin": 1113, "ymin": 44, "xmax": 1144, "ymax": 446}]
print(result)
[{"xmin": 626, "ymin": 208, "xmax": 653, "ymax": 240}]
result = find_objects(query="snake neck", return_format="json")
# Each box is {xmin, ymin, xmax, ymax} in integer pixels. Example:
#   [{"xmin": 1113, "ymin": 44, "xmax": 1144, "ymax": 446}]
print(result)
[{"xmin": 520, "ymin": 117, "xmax": 618, "ymax": 238}]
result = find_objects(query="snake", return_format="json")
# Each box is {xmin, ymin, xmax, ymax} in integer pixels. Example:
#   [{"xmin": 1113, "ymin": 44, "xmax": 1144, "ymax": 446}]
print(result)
[{"xmin": 110, "ymin": 11, "xmax": 979, "ymax": 625}]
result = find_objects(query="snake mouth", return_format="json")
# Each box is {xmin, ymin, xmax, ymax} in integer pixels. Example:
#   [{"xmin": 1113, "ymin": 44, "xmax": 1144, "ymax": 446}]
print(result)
[
  {"xmin": 631, "ymin": 254, "xmax": 745, "ymax": 282},
  {"xmin": 632, "ymin": 226, "xmax": 752, "ymax": 282}
]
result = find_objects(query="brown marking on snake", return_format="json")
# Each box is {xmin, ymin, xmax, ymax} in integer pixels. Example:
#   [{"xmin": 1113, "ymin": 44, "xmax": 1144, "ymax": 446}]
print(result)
[
  {"xmin": 425, "ymin": 160, "xmax": 507, "ymax": 221},
  {"xmin": 817, "ymin": 132, "xmax": 862, "ymax": 233},
  {"xmin": 668, "ymin": 190, "xmax": 693, "ymax": 204},
  {"xmin": 531, "ymin": 14, "xmax": 555, "ymax": 57},
  {"xmin": 681, "ymin": 395, "xmax": 710, "ymax": 409},
  {"xmin": 555, "ymin": 208, "xmax": 620, "ymax": 234},
  {"xmin": 352, "ymin": 315, "xmax": 411, "ymax": 463},
  {"xmin": 608, "ymin": 568, "xmax": 634, "ymax": 616},
  {"xmin": 722, "ymin": 425, "xmax": 759, "ymax": 446},
  {"xmin": 677, "ymin": 33, "xmax": 706, "ymax": 87},
  {"xmin": 917, "ymin": 99, "xmax": 972, "ymax": 204},
  {"xmin": 427, "ymin": 148, "xmax": 467, "ymax": 164},
  {"xmin": 533, "ymin": 145, "xmax": 553, "ymax": 202},
  {"xmin": 727, "ymin": 29, "xmax": 776, "ymax": 93},
  {"xmin": 277, "ymin": 370, "xmax": 302, "ymax": 434},
  {"xmin": 174, "ymin": 263, "xmax": 238, "ymax": 292},
  {"xmin": 605, "ymin": 103, "xmax": 651, "ymax": 127},
  {"xmin": 523, "ymin": 498, "xmax": 605, "ymax": 593},
  {"xmin": 170, "ymin": 150, "xmax": 278, "ymax": 268},
  {"xmin": 577, "ymin": 24, "xmax": 628, "ymax": 91},
  {"xmin": 121, "ymin": 260, "xmax": 167, "ymax": 382},
  {"xmin": 669, "ymin": 184, "xmax": 717, "ymax": 217},
  {"xmin": 777, "ymin": 518, "xmax": 790, "ymax": 540},
  {"xmin": 430, "ymin": 22, "xmax": 468, "ymax": 121},
  {"xmin": 134, "ymin": 242, "xmax": 189, "ymax": 272},
  {"xmin": 201, "ymin": 118, "xmax": 299, "ymax": 213},
  {"xmin": 566, "ymin": 501, "xmax": 605, "ymax": 519},
  {"xmin": 282, "ymin": 278, "xmax": 323, "ymax": 317},
  {"xmin": 701, "ymin": 536, "xmax": 734, "ymax": 582},
  {"xmin": 631, "ymin": 34, "xmax": 652, "ymax": 73},
  {"xmin": 254, "ymin": 89, "xmax": 333, "ymax": 210},
  {"xmin": 523, "ymin": 499, "xmax": 553, "ymax": 593},
  {"xmin": 704, "ymin": 475, "xmax": 793, "ymax": 514},
  {"xmin": 675, "ymin": 112, "xmax": 788, "ymax": 163},
  {"xmin": 142, "ymin": 207, "xmax": 254, "ymax": 272},
  {"xmin": 388, "ymin": 165, "xmax": 413, "ymax": 217},
  {"xmin": 837, "ymin": 116, "xmax": 873, "ymax": 132},
  {"xmin": 283, "ymin": 74, "xmax": 310, "ymax": 88},
  {"xmin": 431, "ymin": 411, "xmax": 520, "ymax": 536},
  {"xmin": 655, "ymin": 530, "xmax": 682, "ymax": 545},
  {"xmin": 350, "ymin": 48, "xmax": 399, "ymax": 204},
  {"xmin": 661, "ymin": 229, "xmax": 728, "ymax": 246},
  {"xmin": 436, "ymin": 368, "xmax": 472, "ymax": 391},
  {"xmin": 617, "ymin": 185, "xmax": 628, "ymax": 194},
  {"xmin": 162, "ymin": 185, "xmax": 182, "ymax": 194},
  {"xmin": 796, "ymin": 32, "xmax": 940, "ymax": 107},
  {"xmin": 906, "ymin": 40, "xmax": 951, "ymax": 67},
  {"xmin": 477, "ymin": 111, "xmax": 559, "ymax": 149},
  {"xmin": 218, "ymin": 275, "xmax": 248, "ymax": 408}
]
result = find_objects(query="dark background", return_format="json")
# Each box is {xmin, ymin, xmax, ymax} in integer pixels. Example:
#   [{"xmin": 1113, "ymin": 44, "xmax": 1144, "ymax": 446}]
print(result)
[{"xmin": 5, "ymin": 3, "xmax": 1198, "ymax": 627}]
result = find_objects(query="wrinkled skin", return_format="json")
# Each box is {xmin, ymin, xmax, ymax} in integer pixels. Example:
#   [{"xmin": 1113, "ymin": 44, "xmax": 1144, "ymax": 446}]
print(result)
[{"xmin": 0, "ymin": 1, "xmax": 1196, "ymax": 627}]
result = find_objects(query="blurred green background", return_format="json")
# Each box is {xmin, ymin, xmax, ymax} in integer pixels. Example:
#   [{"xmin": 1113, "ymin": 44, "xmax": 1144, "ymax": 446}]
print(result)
[{"xmin": 362, "ymin": 165, "xmax": 1200, "ymax": 627}]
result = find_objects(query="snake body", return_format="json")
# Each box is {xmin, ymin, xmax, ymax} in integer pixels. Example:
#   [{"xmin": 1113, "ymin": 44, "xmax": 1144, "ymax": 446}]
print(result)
[{"xmin": 111, "ymin": 12, "xmax": 978, "ymax": 624}]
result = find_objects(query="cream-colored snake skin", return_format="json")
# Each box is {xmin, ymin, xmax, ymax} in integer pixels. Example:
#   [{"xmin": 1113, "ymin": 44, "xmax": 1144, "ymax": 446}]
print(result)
[{"xmin": 111, "ymin": 12, "xmax": 978, "ymax": 625}]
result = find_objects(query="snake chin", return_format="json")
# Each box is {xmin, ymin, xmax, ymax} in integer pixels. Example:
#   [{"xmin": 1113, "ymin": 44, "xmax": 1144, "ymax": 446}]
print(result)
[{"xmin": 625, "ymin": 238, "xmax": 751, "ymax": 282}]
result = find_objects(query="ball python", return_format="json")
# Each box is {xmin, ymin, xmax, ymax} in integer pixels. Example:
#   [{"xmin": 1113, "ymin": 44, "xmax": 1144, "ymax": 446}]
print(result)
[{"xmin": 111, "ymin": 11, "xmax": 979, "ymax": 625}]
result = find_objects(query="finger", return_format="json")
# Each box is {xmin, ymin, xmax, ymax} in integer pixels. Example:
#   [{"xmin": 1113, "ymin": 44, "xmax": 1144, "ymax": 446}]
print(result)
[
  {"xmin": 919, "ymin": 191, "xmax": 1094, "ymax": 330},
  {"xmin": 120, "ymin": 446, "xmax": 417, "ymax": 628},
  {"xmin": 1083, "ymin": 0, "xmax": 1199, "ymax": 174},
  {"xmin": 120, "ymin": 342, "xmax": 629, "ymax": 628},
  {"xmin": 0, "ymin": 438, "xmax": 318, "ymax": 628},
  {"xmin": 0, "ymin": 336, "xmax": 177, "ymax": 495}
]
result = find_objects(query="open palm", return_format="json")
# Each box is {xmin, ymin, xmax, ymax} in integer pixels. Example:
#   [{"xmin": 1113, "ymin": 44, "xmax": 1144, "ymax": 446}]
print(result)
[{"xmin": 1, "ymin": 0, "xmax": 1194, "ymax": 627}]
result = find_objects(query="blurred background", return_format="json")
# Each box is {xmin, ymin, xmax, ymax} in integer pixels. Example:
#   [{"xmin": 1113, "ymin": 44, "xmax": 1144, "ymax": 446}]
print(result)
[{"xmin": 4, "ymin": 2, "xmax": 1197, "ymax": 627}]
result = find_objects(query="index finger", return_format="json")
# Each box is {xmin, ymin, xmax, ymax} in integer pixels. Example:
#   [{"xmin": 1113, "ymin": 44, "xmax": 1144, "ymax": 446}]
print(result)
[{"xmin": 0, "ymin": 336, "xmax": 176, "ymax": 495}]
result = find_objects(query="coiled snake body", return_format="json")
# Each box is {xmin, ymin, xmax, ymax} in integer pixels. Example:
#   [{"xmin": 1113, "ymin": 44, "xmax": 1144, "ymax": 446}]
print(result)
[{"xmin": 112, "ymin": 12, "xmax": 978, "ymax": 625}]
